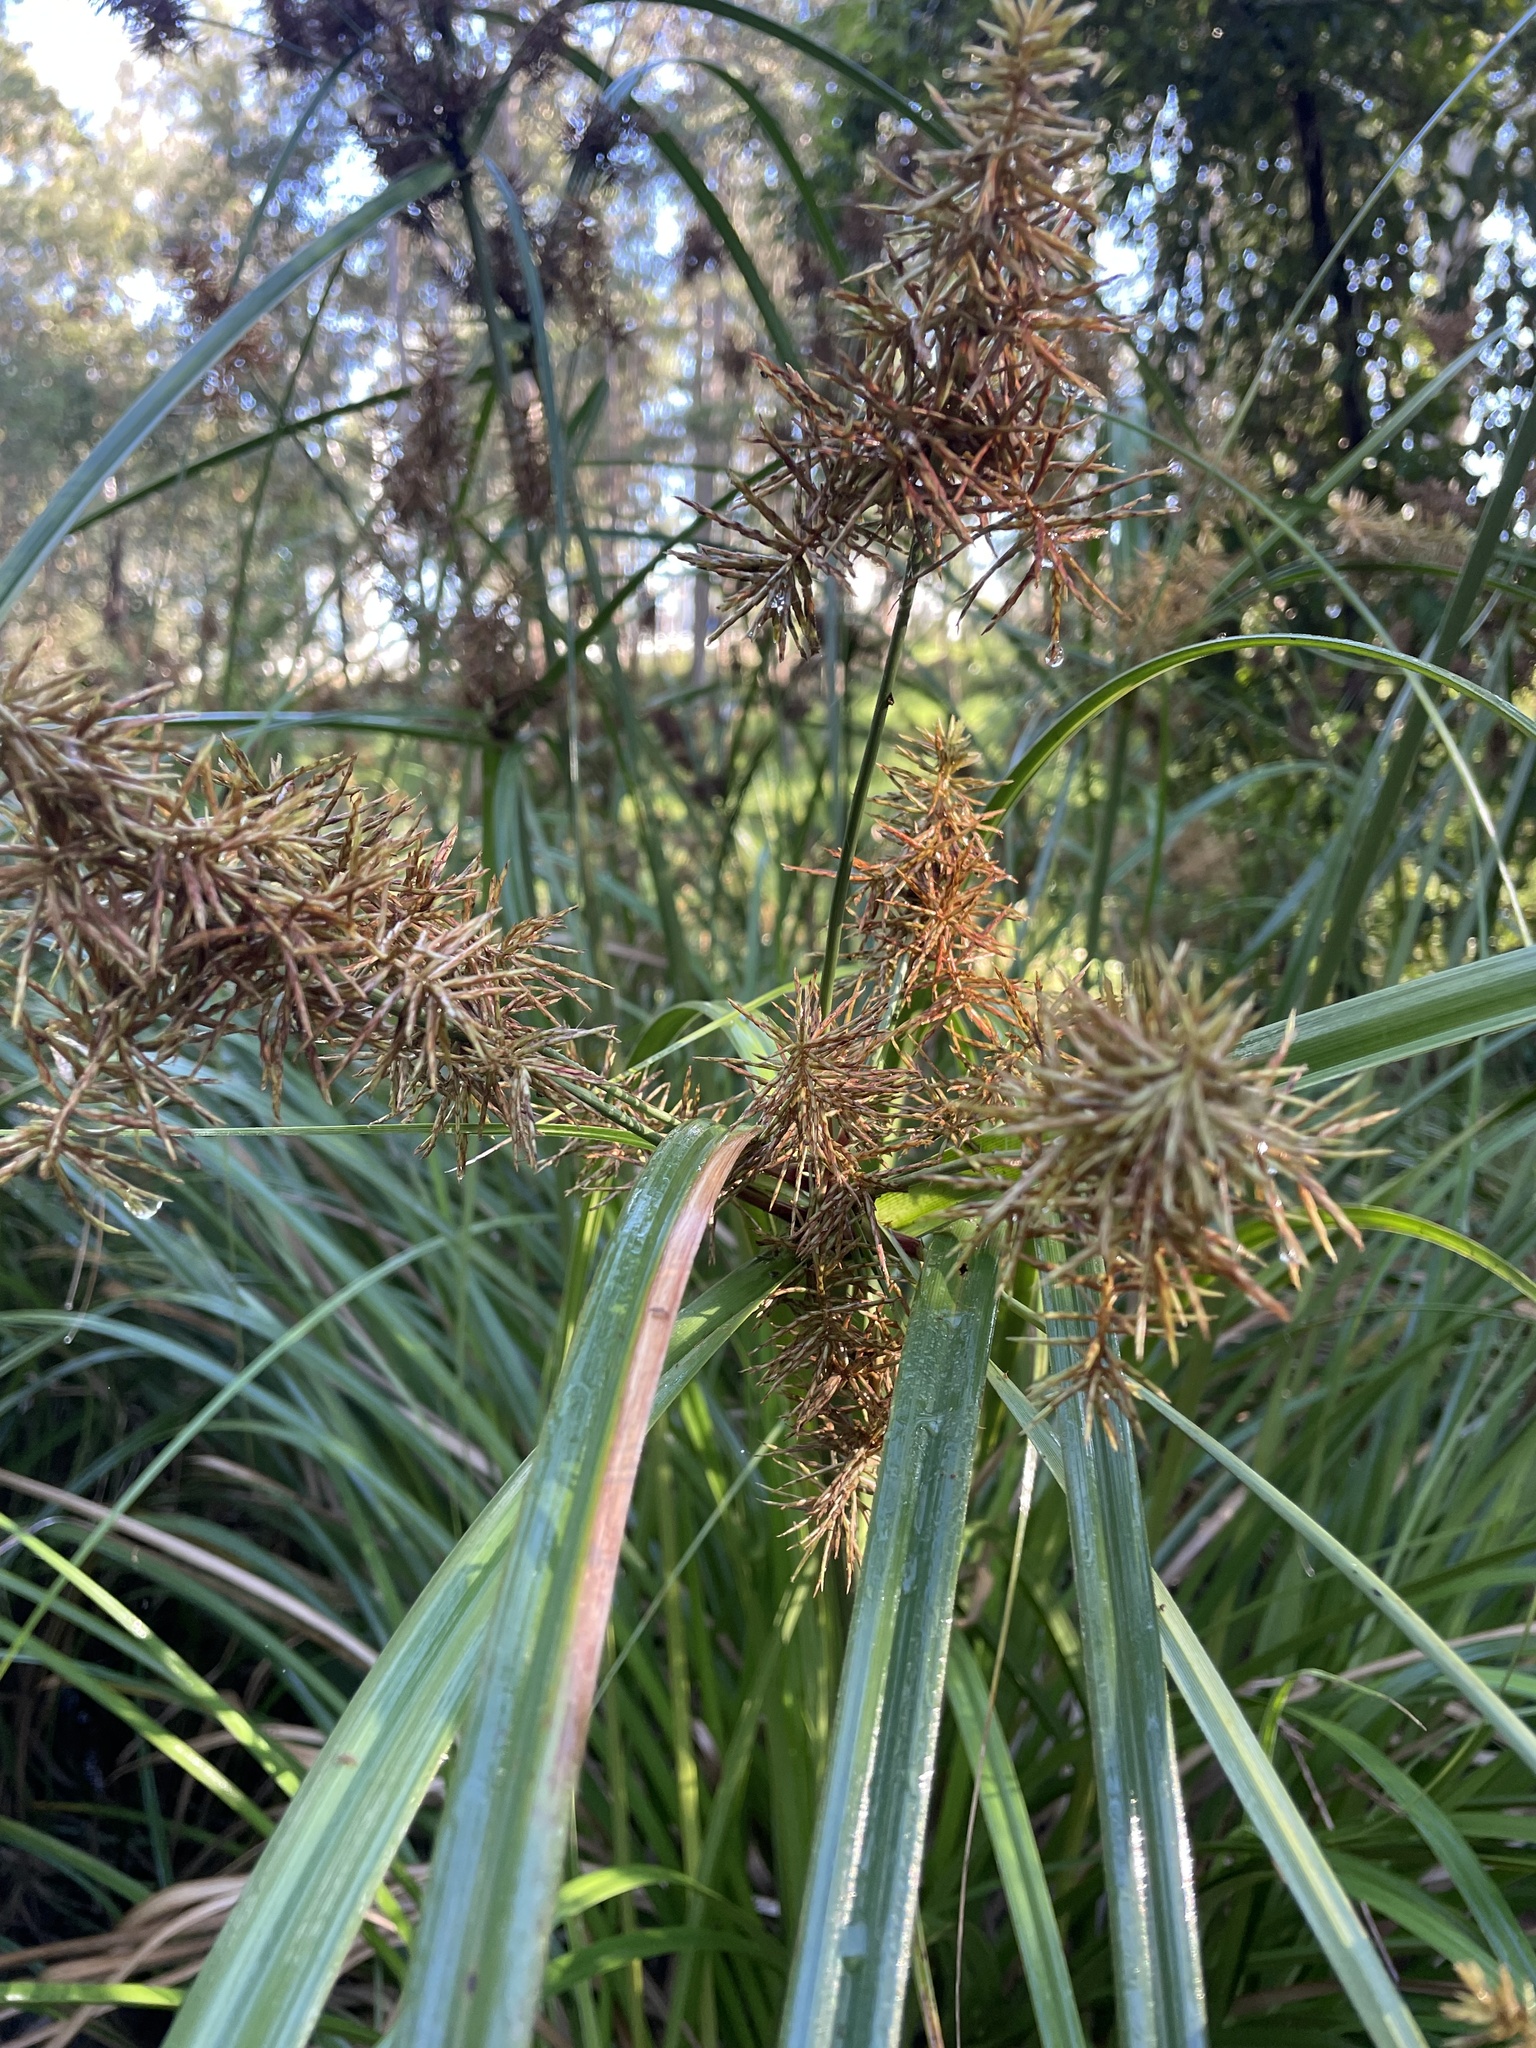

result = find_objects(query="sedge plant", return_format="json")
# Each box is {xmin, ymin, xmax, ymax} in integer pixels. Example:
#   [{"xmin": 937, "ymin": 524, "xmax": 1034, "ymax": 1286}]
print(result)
[{"xmin": 3, "ymin": 3, "xmax": 1536, "ymax": 2047}]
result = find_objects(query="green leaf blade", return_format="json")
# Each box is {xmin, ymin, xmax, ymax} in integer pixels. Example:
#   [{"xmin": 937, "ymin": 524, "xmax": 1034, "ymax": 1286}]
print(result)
[
  {"xmin": 1136, "ymin": 1383, "xmax": 1536, "ymax": 1783},
  {"xmin": 945, "ymin": 1633, "xmax": 1089, "ymax": 2048},
  {"xmin": 165, "ymin": 1242, "xmax": 780, "ymax": 2048},
  {"xmin": 394, "ymin": 1120, "xmax": 746, "ymax": 2048},
  {"xmin": 779, "ymin": 1245, "xmax": 999, "ymax": 2048},
  {"xmin": 1056, "ymin": 1387, "xmax": 1208, "ymax": 2047},
  {"xmin": 1153, "ymin": 1596, "xmax": 1427, "ymax": 2048},
  {"xmin": 1237, "ymin": 950, "xmax": 1536, "ymax": 1081}
]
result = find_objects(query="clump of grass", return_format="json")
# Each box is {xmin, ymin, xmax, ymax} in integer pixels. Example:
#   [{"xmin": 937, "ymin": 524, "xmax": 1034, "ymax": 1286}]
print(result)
[{"xmin": 0, "ymin": 661, "xmax": 594, "ymax": 1212}]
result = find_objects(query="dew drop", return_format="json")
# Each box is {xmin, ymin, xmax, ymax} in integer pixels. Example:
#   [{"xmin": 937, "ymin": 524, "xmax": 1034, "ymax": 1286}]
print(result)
[
  {"xmin": 1149, "ymin": 86, "xmax": 1185, "ymax": 194},
  {"xmin": 123, "ymin": 1191, "xmax": 166, "ymax": 1221},
  {"xmin": 1044, "ymin": 642, "xmax": 1065, "ymax": 669}
]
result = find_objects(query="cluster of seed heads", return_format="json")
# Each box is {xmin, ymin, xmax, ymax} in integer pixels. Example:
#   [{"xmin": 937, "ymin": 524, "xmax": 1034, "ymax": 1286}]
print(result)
[
  {"xmin": 25, "ymin": 2, "xmax": 1366, "ymax": 1574},
  {"xmin": 729, "ymin": 727, "xmax": 1364, "ymax": 1549},
  {"xmin": 690, "ymin": 0, "xmax": 1117, "ymax": 659},
  {"xmin": 0, "ymin": 664, "xmax": 1364, "ymax": 1564},
  {"xmin": 733, "ymin": 725, "xmax": 1036, "ymax": 1576},
  {"xmin": 0, "ymin": 661, "xmax": 595, "ymax": 1214}
]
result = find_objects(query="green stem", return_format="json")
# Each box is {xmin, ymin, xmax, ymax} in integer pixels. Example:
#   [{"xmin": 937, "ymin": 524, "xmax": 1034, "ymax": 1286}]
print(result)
[
  {"xmin": 1142, "ymin": 680, "xmax": 1171, "ymax": 945},
  {"xmin": 1084, "ymin": 697, "xmax": 1131, "ymax": 965},
  {"xmin": 818, "ymin": 541, "xmax": 922, "ymax": 1015}
]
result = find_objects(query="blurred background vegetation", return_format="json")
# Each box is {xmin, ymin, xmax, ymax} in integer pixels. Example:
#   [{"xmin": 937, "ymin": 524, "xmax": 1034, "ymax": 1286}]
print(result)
[{"xmin": 4, "ymin": 0, "xmax": 1536, "ymax": 2040}]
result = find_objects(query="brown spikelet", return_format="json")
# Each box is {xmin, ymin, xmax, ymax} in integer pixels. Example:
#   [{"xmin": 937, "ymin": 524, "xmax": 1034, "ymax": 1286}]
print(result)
[
  {"xmin": 688, "ymin": 0, "xmax": 1120, "ymax": 657},
  {"xmin": 850, "ymin": 720, "xmax": 1031, "ymax": 1049},
  {"xmin": 726, "ymin": 983, "xmax": 903, "ymax": 1581},
  {"xmin": 734, "ymin": 980, "xmax": 904, "ymax": 1203},
  {"xmin": 1329, "ymin": 486, "xmax": 1470, "ymax": 571},
  {"xmin": 384, "ymin": 345, "xmax": 468, "ymax": 541},
  {"xmin": 1119, "ymin": 541, "xmax": 1231, "ymax": 652},
  {"xmin": 0, "ymin": 661, "xmax": 598, "ymax": 1212},
  {"xmin": 979, "ymin": 948, "xmax": 1369, "ymax": 1403},
  {"xmin": 730, "ymin": 725, "xmax": 1039, "ymax": 1577},
  {"xmin": 96, "ymin": 0, "xmax": 194, "ymax": 54}
]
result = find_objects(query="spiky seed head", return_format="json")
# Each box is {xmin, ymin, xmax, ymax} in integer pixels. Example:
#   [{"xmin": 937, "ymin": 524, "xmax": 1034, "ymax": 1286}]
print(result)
[
  {"xmin": 734, "ymin": 980, "xmax": 903, "ymax": 1204},
  {"xmin": 729, "ymin": 720, "xmax": 1045, "ymax": 1572},
  {"xmin": 851, "ymin": 722, "xmax": 1024, "ymax": 1028},
  {"xmin": 687, "ymin": 0, "xmax": 1119, "ymax": 658},
  {"xmin": 0, "ymin": 662, "xmax": 597, "ymax": 1211},
  {"xmin": 981, "ymin": 948, "xmax": 1367, "ymax": 1366}
]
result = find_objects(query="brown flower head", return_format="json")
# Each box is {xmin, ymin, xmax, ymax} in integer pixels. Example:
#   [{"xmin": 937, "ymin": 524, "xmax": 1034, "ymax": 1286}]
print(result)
[
  {"xmin": 981, "ymin": 949, "xmax": 1367, "ymax": 1376},
  {"xmin": 383, "ymin": 345, "xmax": 469, "ymax": 542},
  {"xmin": 785, "ymin": 1415, "xmax": 888, "ymax": 1588},
  {"xmin": 0, "ymin": 662, "xmax": 596, "ymax": 1212},
  {"xmin": 730, "ymin": 725, "xmax": 1050, "ymax": 1570},
  {"xmin": 97, "ymin": 0, "xmax": 194, "ymax": 53},
  {"xmin": 736, "ymin": 980, "xmax": 903, "ymax": 1206},
  {"xmin": 727, "ymin": 981, "xmax": 908, "ymax": 1579},
  {"xmin": 850, "ymin": 721, "xmax": 1030, "ymax": 1047},
  {"xmin": 690, "ymin": 0, "xmax": 1118, "ymax": 657}
]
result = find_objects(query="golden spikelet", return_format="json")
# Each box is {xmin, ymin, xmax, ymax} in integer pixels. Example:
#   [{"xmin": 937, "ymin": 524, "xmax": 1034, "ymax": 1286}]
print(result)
[
  {"xmin": 1329, "ymin": 487, "xmax": 1469, "ymax": 571},
  {"xmin": 851, "ymin": 720, "xmax": 1024, "ymax": 1029},
  {"xmin": 1118, "ymin": 540, "xmax": 1230, "ymax": 653},
  {"xmin": 730, "ymin": 725, "xmax": 1039, "ymax": 1576},
  {"xmin": 1442, "ymin": 1961, "xmax": 1536, "ymax": 2047}
]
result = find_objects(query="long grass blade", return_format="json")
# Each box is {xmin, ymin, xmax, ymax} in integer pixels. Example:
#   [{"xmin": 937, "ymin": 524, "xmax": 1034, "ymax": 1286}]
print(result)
[
  {"xmin": 986, "ymin": 633, "xmax": 1536, "ymax": 825},
  {"xmin": 1303, "ymin": 385, "xmax": 1536, "ymax": 1004},
  {"xmin": 1236, "ymin": 951, "xmax": 1536, "ymax": 1080},
  {"xmin": 1303, "ymin": 1715, "xmax": 1536, "ymax": 1985},
  {"xmin": 778, "ymin": 1244, "xmax": 999, "ymax": 2048},
  {"xmin": 945, "ymin": 1634, "xmax": 1089, "ymax": 2048},
  {"xmin": 562, "ymin": 46, "xmax": 799, "ymax": 367},
  {"xmin": 989, "ymin": 1372, "xmax": 1428, "ymax": 2045},
  {"xmin": 1335, "ymin": 1206, "xmax": 1536, "ymax": 1305},
  {"xmin": 482, "ymin": 1, "xmax": 959, "ymax": 146},
  {"xmin": 1053, "ymin": 1367, "xmax": 1207, "ymax": 2046},
  {"xmin": 394, "ymin": 1121, "xmax": 748, "ymax": 2048},
  {"xmin": 1153, "ymin": 1598, "xmax": 1428, "ymax": 2048},
  {"xmin": 1136, "ymin": 1384, "xmax": 1536, "ymax": 1781},
  {"xmin": 163, "ymin": 1246, "xmax": 779, "ymax": 2048}
]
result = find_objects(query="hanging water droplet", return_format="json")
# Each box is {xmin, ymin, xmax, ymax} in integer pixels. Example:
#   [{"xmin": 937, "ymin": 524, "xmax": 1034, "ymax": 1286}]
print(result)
[
  {"xmin": 1044, "ymin": 641, "xmax": 1065, "ymax": 669},
  {"xmin": 1149, "ymin": 86, "xmax": 1185, "ymax": 195},
  {"xmin": 123, "ymin": 1190, "xmax": 166, "ymax": 1221}
]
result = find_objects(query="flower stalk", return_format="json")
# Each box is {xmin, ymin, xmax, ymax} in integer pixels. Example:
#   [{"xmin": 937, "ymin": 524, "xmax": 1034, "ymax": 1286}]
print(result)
[{"xmin": 818, "ymin": 539, "xmax": 923, "ymax": 1017}]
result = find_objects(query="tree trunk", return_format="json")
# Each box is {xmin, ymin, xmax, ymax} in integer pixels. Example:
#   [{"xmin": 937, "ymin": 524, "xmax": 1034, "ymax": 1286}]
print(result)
[{"xmin": 1292, "ymin": 83, "xmax": 1367, "ymax": 449}]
